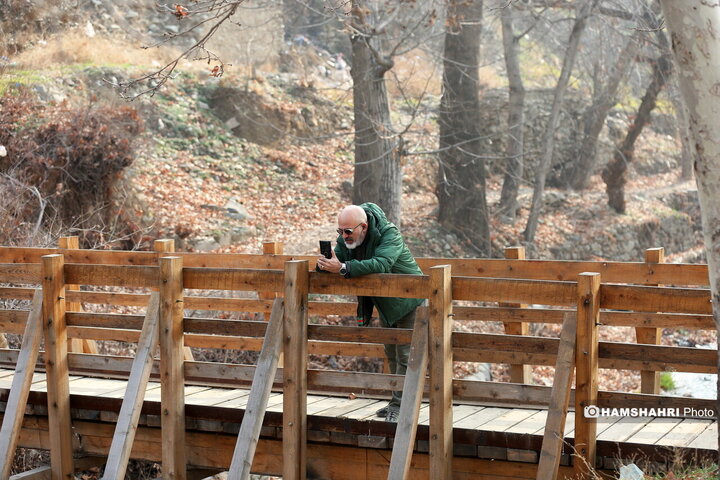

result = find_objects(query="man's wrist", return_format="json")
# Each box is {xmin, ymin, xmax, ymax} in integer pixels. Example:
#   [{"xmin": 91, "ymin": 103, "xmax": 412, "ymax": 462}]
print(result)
[{"xmin": 339, "ymin": 262, "xmax": 349, "ymax": 278}]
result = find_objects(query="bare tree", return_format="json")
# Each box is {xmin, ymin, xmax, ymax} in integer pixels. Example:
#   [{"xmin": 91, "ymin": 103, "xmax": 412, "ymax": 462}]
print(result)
[
  {"xmin": 659, "ymin": 0, "xmax": 720, "ymax": 460},
  {"xmin": 346, "ymin": 0, "xmax": 439, "ymax": 227},
  {"xmin": 565, "ymin": 27, "xmax": 642, "ymax": 190},
  {"xmin": 437, "ymin": 0, "xmax": 491, "ymax": 254},
  {"xmin": 497, "ymin": 1, "xmax": 526, "ymax": 222},
  {"xmin": 523, "ymin": 0, "xmax": 600, "ymax": 243},
  {"xmin": 602, "ymin": 21, "xmax": 672, "ymax": 213}
]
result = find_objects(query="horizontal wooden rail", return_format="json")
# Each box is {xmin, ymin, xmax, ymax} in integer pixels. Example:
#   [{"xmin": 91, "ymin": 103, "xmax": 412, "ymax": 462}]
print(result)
[
  {"xmin": 600, "ymin": 284, "xmax": 711, "ymax": 314},
  {"xmin": 183, "ymin": 268, "xmax": 283, "ymax": 291},
  {"xmin": 452, "ymin": 277, "xmax": 577, "ymax": 305},
  {"xmin": 65, "ymin": 264, "xmax": 158, "ymax": 288},
  {"xmin": 599, "ymin": 341, "xmax": 716, "ymax": 373},
  {"xmin": 416, "ymin": 258, "xmax": 709, "ymax": 285},
  {"xmin": 0, "ymin": 264, "xmax": 41, "ymax": 284},
  {"xmin": 0, "ymin": 287, "xmax": 37, "ymax": 300},
  {"xmin": 309, "ymin": 272, "xmax": 430, "ymax": 298}
]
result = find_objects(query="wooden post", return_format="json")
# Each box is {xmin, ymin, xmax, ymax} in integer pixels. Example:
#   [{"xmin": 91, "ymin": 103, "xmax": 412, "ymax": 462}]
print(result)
[
  {"xmin": 428, "ymin": 265, "xmax": 453, "ymax": 480},
  {"xmin": 574, "ymin": 273, "xmax": 600, "ymax": 477},
  {"xmin": 283, "ymin": 260, "xmax": 308, "ymax": 480},
  {"xmin": 637, "ymin": 247, "xmax": 664, "ymax": 394},
  {"xmin": 41, "ymin": 254, "xmax": 75, "ymax": 479},
  {"xmin": 155, "ymin": 239, "xmax": 194, "ymax": 362},
  {"xmin": 262, "ymin": 242, "xmax": 284, "ymax": 368},
  {"xmin": 160, "ymin": 256, "xmax": 186, "ymax": 480},
  {"xmin": 502, "ymin": 246, "xmax": 531, "ymax": 383},
  {"xmin": 0, "ymin": 290, "xmax": 43, "ymax": 479},
  {"xmin": 59, "ymin": 236, "xmax": 97, "ymax": 354},
  {"xmin": 536, "ymin": 312, "xmax": 577, "ymax": 480}
]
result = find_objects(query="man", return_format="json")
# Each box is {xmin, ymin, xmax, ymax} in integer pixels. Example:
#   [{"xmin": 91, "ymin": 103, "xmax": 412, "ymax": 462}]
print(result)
[{"xmin": 316, "ymin": 203, "xmax": 423, "ymax": 422}]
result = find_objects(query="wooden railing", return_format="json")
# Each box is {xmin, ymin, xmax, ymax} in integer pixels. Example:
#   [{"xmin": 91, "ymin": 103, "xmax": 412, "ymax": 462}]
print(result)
[{"xmin": 0, "ymin": 239, "xmax": 714, "ymax": 480}]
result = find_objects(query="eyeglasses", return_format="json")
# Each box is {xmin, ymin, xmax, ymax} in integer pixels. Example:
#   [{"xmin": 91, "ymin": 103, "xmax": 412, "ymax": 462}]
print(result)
[{"xmin": 337, "ymin": 222, "xmax": 363, "ymax": 236}]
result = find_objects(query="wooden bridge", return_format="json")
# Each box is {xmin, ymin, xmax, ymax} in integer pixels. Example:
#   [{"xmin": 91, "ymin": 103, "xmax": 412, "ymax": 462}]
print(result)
[{"xmin": 0, "ymin": 239, "xmax": 716, "ymax": 480}]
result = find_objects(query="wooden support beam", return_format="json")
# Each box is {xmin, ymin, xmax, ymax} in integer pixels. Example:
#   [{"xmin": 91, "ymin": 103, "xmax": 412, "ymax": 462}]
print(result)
[
  {"xmin": 9, "ymin": 466, "xmax": 51, "ymax": 480},
  {"xmin": 283, "ymin": 260, "xmax": 308, "ymax": 480},
  {"xmin": 155, "ymin": 239, "xmax": 194, "ymax": 362},
  {"xmin": 160, "ymin": 256, "xmax": 186, "ymax": 480},
  {"xmin": 41, "ymin": 254, "xmax": 75, "ymax": 479},
  {"xmin": 229, "ymin": 298, "xmax": 285, "ymax": 480},
  {"xmin": 502, "ymin": 247, "xmax": 532, "ymax": 384},
  {"xmin": 574, "ymin": 273, "xmax": 600, "ymax": 477},
  {"xmin": 0, "ymin": 290, "xmax": 43, "ymax": 480},
  {"xmin": 536, "ymin": 312, "xmax": 577, "ymax": 480},
  {"xmin": 388, "ymin": 302, "xmax": 429, "ymax": 480},
  {"xmin": 637, "ymin": 247, "xmax": 664, "ymax": 394},
  {"xmin": 102, "ymin": 292, "xmax": 161, "ymax": 480},
  {"xmin": 428, "ymin": 265, "xmax": 453, "ymax": 480}
]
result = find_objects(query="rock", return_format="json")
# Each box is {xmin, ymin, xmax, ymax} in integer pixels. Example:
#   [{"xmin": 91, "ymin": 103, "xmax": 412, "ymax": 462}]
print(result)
[
  {"xmin": 224, "ymin": 197, "xmax": 251, "ymax": 220},
  {"xmin": 465, "ymin": 363, "xmax": 492, "ymax": 382},
  {"xmin": 189, "ymin": 236, "xmax": 220, "ymax": 252}
]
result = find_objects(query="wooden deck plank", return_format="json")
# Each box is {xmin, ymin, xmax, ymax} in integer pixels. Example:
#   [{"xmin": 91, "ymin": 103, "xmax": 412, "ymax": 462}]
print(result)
[
  {"xmin": 417, "ymin": 405, "xmax": 430, "ymax": 426},
  {"xmin": 452, "ymin": 404, "xmax": 484, "ymax": 423},
  {"xmin": 687, "ymin": 422, "xmax": 718, "ymax": 450},
  {"xmin": 479, "ymin": 408, "xmax": 538, "ymax": 432},
  {"xmin": 311, "ymin": 397, "xmax": 379, "ymax": 419},
  {"xmin": 454, "ymin": 407, "xmax": 509, "ymax": 430},
  {"xmin": 624, "ymin": 417, "xmax": 684, "ymax": 445},
  {"xmin": 68, "ymin": 377, "xmax": 130, "ymax": 396},
  {"xmin": 0, "ymin": 372, "xmax": 45, "ymax": 390},
  {"xmin": 212, "ymin": 388, "xmax": 273, "ymax": 409},
  {"xmin": 307, "ymin": 397, "xmax": 354, "ymax": 416},
  {"xmin": 185, "ymin": 387, "xmax": 250, "ymax": 407},
  {"xmin": 596, "ymin": 416, "xmax": 653, "ymax": 443},
  {"xmin": 339, "ymin": 398, "xmax": 388, "ymax": 421},
  {"xmin": 506, "ymin": 410, "xmax": 548, "ymax": 434},
  {"xmin": 268, "ymin": 393, "xmax": 329, "ymax": 414},
  {"xmin": 656, "ymin": 419, "xmax": 713, "ymax": 447},
  {"xmin": 559, "ymin": 412, "xmax": 575, "ymax": 438}
]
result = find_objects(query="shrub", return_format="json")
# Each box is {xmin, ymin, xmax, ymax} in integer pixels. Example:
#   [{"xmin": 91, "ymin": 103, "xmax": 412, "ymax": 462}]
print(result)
[{"xmin": 0, "ymin": 87, "xmax": 143, "ymax": 247}]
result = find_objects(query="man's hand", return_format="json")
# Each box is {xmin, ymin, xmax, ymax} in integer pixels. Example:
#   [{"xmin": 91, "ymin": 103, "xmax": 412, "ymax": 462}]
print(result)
[{"xmin": 317, "ymin": 248, "xmax": 342, "ymax": 273}]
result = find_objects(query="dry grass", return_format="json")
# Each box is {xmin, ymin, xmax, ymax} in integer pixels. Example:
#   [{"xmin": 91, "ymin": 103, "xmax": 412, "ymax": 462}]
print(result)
[{"xmin": 13, "ymin": 29, "xmax": 181, "ymax": 71}]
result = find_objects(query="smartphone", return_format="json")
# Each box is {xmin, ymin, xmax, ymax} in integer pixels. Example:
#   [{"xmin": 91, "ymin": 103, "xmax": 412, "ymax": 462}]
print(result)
[{"xmin": 319, "ymin": 240, "xmax": 332, "ymax": 259}]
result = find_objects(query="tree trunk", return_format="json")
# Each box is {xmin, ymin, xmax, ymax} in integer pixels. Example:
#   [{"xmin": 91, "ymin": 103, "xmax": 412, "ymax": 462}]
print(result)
[
  {"xmin": 349, "ymin": 0, "xmax": 402, "ymax": 227},
  {"xmin": 566, "ymin": 31, "xmax": 641, "ymax": 190},
  {"xmin": 601, "ymin": 53, "xmax": 671, "ymax": 213},
  {"xmin": 523, "ymin": 0, "xmax": 599, "ymax": 243},
  {"xmin": 659, "ymin": 0, "xmax": 720, "ymax": 464},
  {"xmin": 668, "ymin": 78, "xmax": 695, "ymax": 181},
  {"xmin": 437, "ymin": 0, "xmax": 490, "ymax": 255},
  {"xmin": 497, "ymin": 2, "xmax": 526, "ymax": 222}
]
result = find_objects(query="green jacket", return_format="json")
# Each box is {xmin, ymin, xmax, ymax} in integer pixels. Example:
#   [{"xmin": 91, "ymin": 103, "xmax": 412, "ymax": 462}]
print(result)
[{"xmin": 334, "ymin": 203, "xmax": 424, "ymax": 326}]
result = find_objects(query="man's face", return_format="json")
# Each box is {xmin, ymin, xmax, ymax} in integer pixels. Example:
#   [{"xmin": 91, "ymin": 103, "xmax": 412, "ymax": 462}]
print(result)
[{"xmin": 339, "ymin": 220, "xmax": 366, "ymax": 250}]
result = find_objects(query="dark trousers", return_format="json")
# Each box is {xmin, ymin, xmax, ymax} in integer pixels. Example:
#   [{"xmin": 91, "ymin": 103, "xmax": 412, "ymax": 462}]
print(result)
[{"xmin": 382, "ymin": 308, "xmax": 417, "ymax": 408}]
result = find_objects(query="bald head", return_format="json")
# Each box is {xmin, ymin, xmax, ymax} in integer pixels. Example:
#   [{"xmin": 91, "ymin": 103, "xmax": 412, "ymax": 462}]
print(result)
[
  {"xmin": 338, "ymin": 205, "xmax": 367, "ymax": 225},
  {"xmin": 338, "ymin": 205, "xmax": 368, "ymax": 249}
]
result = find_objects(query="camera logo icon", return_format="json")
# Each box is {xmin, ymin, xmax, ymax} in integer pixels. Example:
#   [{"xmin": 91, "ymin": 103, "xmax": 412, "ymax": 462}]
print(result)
[{"xmin": 584, "ymin": 405, "xmax": 600, "ymax": 418}]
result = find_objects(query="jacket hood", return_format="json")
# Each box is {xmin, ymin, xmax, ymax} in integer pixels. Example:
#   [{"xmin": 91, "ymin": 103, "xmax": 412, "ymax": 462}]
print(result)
[{"xmin": 361, "ymin": 202, "xmax": 393, "ymax": 234}]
